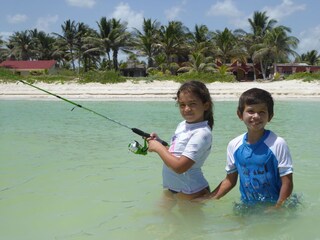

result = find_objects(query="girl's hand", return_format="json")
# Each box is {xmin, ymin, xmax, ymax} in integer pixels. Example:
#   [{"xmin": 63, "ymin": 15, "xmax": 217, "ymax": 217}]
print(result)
[
  {"xmin": 149, "ymin": 132, "xmax": 159, "ymax": 140},
  {"xmin": 147, "ymin": 139, "xmax": 163, "ymax": 153}
]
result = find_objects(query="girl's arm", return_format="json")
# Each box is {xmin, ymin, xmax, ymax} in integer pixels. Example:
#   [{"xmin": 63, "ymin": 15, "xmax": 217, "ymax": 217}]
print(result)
[
  {"xmin": 275, "ymin": 173, "xmax": 293, "ymax": 208},
  {"xmin": 147, "ymin": 139, "xmax": 194, "ymax": 174}
]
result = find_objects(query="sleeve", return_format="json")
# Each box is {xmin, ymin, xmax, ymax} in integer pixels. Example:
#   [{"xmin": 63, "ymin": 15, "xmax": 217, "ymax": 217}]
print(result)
[
  {"xmin": 182, "ymin": 129, "xmax": 212, "ymax": 163},
  {"xmin": 225, "ymin": 141, "xmax": 238, "ymax": 174},
  {"xmin": 275, "ymin": 137, "xmax": 293, "ymax": 176}
]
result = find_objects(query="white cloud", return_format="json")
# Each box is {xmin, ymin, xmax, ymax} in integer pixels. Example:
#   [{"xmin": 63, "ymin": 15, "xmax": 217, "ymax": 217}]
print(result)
[
  {"xmin": 297, "ymin": 25, "xmax": 320, "ymax": 54},
  {"xmin": 66, "ymin": 0, "xmax": 96, "ymax": 8},
  {"xmin": 6, "ymin": 14, "xmax": 28, "ymax": 24},
  {"xmin": 207, "ymin": 0, "xmax": 241, "ymax": 18},
  {"xmin": 206, "ymin": 0, "xmax": 248, "ymax": 29},
  {"xmin": 35, "ymin": 15, "xmax": 59, "ymax": 32},
  {"xmin": 110, "ymin": 2, "xmax": 144, "ymax": 30},
  {"xmin": 165, "ymin": 6, "xmax": 183, "ymax": 21},
  {"xmin": 164, "ymin": 1, "xmax": 187, "ymax": 21},
  {"xmin": 262, "ymin": 0, "xmax": 306, "ymax": 21}
]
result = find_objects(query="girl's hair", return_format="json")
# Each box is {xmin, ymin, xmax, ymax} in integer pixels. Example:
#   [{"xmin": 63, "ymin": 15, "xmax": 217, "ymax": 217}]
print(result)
[
  {"xmin": 238, "ymin": 88, "xmax": 274, "ymax": 118},
  {"xmin": 176, "ymin": 80, "xmax": 214, "ymax": 129}
]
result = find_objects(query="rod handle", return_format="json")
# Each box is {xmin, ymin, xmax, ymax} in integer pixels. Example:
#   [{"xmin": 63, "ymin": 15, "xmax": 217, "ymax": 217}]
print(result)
[{"xmin": 131, "ymin": 128, "xmax": 168, "ymax": 146}]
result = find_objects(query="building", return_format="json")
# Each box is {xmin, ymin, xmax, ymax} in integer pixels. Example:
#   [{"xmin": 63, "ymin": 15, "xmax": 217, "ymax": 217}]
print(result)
[
  {"xmin": 217, "ymin": 60, "xmax": 263, "ymax": 81},
  {"xmin": 119, "ymin": 60, "xmax": 146, "ymax": 77},
  {"xmin": 273, "ymin": 63, "xmax": 320, "ymax": 75},
  {"xmin": 0, "ymin": 60, "xmax": 57, "ymax": 76}
]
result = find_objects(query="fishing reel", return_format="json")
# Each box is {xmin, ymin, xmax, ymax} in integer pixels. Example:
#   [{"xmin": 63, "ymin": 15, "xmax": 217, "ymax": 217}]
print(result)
[{"xmin": 128, "ymin": 139, "xmax": 148, "ymax": 155}]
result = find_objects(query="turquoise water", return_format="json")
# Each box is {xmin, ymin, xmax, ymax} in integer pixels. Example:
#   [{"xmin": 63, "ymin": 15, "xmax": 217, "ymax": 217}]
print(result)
[{"xmin": 1, "ymin": 100, "xmax": 319, "ymax": 239}]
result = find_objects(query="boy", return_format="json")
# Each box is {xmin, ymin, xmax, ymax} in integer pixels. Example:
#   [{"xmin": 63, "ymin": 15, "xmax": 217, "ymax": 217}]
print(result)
[{"xmin": 207, "ymin": 88, "xmax": 293, "ymax": 208}]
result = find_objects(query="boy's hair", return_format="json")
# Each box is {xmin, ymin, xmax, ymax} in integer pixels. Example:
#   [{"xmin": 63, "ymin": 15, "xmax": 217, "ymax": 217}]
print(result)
[
  {"xmin": 238, "ymin": 88, "xmax": 274, "ymax": 117},
  {"xmin": 176, "ymin": 80, "xmax": 214, "ymax": 129}
]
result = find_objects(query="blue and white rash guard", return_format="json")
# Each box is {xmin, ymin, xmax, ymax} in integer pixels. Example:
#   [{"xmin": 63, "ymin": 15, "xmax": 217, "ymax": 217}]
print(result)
[{"xmin": 226, "ymin": 130, "xmax": 293, "ymax": 204}]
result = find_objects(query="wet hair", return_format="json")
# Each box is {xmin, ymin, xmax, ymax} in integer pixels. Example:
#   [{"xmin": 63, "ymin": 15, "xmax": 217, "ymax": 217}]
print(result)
[
  {"xmin": 238, "ymin": 88, "xmax": 274, "ymax": 118},
  {"xmin": 176, "ymin": 80, "xmax": 214, "ymax": 129}
]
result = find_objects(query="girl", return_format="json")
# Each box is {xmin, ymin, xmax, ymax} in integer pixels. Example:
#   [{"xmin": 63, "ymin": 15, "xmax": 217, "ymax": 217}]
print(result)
[{"xmin": 147, "ymin": 80, "xmax": 214, "ymax": 200}]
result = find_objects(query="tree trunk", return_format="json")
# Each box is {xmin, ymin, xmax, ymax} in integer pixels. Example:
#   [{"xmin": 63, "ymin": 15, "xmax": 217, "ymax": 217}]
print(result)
[
  {"xmin": 260, "ymin": 58, "xmax": 266, "ymax": 80},
  {"xmin": 113, "ymin": 50, "xmax": 118, "ymax": 71},
  {"xmin": 252, "ymin": 55, "xmax": 257, "ymax": 81}
]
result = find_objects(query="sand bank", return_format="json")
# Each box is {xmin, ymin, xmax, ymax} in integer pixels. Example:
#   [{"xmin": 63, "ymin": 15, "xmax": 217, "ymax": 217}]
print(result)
[{"xmin": 1, "ymin": 80, "xmax": 320, "ymax": 101}]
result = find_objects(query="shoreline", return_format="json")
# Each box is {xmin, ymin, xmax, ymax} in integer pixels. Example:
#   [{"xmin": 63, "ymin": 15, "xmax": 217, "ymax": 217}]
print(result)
[{"xmin": 1, "ymin": 79, "xmax": 320, "ymax": 101}]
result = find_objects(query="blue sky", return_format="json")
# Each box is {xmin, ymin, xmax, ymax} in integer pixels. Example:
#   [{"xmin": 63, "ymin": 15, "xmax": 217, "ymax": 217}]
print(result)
[{"xmin": 1, "ymin": 0, "xmax": 320, "ymax": 57}]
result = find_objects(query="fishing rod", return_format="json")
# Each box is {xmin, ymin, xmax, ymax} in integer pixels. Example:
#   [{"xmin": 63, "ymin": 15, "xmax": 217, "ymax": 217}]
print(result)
[{"xmin": 19, "ymin": 80, "xmax": 168, "ymax": 149}]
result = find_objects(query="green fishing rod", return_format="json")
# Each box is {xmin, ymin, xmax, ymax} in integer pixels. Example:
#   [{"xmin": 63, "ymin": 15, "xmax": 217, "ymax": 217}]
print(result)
[{"xmin": 19, "ymin": 80, "xmax": 168, "ymax": 151}]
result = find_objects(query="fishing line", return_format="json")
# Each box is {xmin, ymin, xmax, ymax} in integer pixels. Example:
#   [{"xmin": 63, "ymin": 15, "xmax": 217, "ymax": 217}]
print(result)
[{"xmin": 19, "ymin": 80, "xmax": 168, "ymax": 147}]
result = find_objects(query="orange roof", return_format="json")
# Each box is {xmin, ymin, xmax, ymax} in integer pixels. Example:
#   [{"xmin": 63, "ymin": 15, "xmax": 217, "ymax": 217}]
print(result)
[{"xmin": 0, "ymin": 60, "xmax": 56, "ymax": 70}]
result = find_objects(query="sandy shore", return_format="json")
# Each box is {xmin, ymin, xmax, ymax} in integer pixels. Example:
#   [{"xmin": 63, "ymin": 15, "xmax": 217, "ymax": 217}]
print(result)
[{"xmin": 1, "ymin": 79, "xmax": 320, "ymax": 101}]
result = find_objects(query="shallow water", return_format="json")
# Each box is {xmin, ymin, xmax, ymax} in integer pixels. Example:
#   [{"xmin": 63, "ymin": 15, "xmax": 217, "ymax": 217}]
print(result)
[{"xmin": 0, "ymin": 100, "xmax": 319, "ymax": 239}]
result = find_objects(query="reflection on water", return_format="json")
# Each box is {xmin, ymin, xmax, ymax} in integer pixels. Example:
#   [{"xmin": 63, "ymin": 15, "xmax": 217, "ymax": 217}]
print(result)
[{"xmin": 0, "ymin": 100, "xmax": 319, "ymax": 239}]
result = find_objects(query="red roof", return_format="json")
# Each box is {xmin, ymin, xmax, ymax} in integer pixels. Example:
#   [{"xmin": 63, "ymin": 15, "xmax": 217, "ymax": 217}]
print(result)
[{"xmin": 0, "ymin": 60, "xmax": 56, "ymax": 70}]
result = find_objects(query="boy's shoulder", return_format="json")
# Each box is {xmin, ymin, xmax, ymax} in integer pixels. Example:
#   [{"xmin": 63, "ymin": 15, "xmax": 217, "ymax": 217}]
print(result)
[
  {"xmin": 265, "ymin": 130, "xmax": 288, "ymax": 146},
  {"xmin": 228, "ymin": 133, "xmax": 246, "ymax": 150}
]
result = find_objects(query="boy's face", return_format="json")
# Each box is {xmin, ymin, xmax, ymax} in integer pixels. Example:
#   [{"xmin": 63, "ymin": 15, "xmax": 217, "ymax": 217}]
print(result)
[{"xmin": 237, "ymin": 103, "xmax": 273, "ymax": 132}]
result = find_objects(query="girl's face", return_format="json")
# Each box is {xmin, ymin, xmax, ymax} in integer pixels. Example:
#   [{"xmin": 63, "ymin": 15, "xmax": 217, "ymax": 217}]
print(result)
[
  {"xmin": 238, "ymin": 103, "xmax": 273, "ymax": 132},
  {"xmin": 177, "ymin": 91, "xmax": 209, "ymax": 124}
]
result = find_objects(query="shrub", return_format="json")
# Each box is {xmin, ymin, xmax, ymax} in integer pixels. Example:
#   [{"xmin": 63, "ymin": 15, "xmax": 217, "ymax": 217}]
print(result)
[
  {"xmin": 0, "ymin": 67, "xmax": 20, "ymax": 82},
  {"xmin": 286, "ymin": 71, "xmax": 320, "ymax": 82},
  {"xmin": 174, "ymin": 71, "xmax": 235, "ymax": 83},
  {"xmin": 79, "ymin": 70, "xmax": 126, "ymax": 84}
]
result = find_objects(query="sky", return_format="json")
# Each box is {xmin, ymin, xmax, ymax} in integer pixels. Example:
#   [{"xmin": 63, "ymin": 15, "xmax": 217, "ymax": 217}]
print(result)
[{"xmin": 1, "ymin": 0, "xmax": 320, "ymax": 59}]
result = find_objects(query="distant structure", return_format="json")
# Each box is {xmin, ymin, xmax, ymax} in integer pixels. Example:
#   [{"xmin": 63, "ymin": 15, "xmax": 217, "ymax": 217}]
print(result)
[
  {"xmin": 119, "ymin": 59, "xmax": 146, "ymax": 77},
  {"xmin": 217, "ymin": 60, "xmax": 263, "ymax": 81},
  {"xmin": 217, "ymin": 60, "xmax": 320, "ymax": 81},
  {"xmin": 272, "ymin": 63, "xmax": 320, "ymax": 75},
  {"xmin": 0, "ymin": 60, "xmax": 57, "ymax": 76}
]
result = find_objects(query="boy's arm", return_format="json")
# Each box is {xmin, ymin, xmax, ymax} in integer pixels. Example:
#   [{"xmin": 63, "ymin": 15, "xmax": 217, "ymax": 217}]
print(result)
[
  {"xmin": 211, "ymin": 172, "xmax": 238, "ymax": 199},
  {"xmin": 275, "ymin": 173, "xmax": 293, "ymax": 208}
]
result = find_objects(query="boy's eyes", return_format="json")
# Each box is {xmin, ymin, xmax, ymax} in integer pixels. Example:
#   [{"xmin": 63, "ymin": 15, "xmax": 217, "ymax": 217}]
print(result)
[{"xmin": 247, "ymin": 110, "xmax": 266, "ymax": 114}]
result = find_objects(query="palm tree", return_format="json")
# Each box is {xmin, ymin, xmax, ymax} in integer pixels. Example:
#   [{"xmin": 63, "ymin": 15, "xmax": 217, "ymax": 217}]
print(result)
[
  {"xmin": 8, "ymin": 30, "xmax": 36, "ymax": 60},
  {"xmin": 29, "ymin": 29, "xmax": 56, "ymax": 60},
  {"xmin": 133, "ymin": 18, "xmax": 161, "ymax": 68},
  {"xmin": 0, "ymin": 36, "xmax": 9, "ymax": 61},
  {"xmin": 95, "ymin": 17, "xmax": 113, "ymax": 69},
  {"xmin": 253, "ymin": 26, "xmax": 299, "ymax": 79},
  {"xmin": 109, "ymin": 18, "xmax": 131, "ymax": 71},
  {"xmin": 53, "ymin": 20, "xmax": 78, "ymax": 71},
  {"xmin": 245, "ymin": 11, "xmax": 278, "ymax": 80},
  {"xmin": 190, "ymin": 24, "xmax": 213, "ymax": 52},
  {"xmin": 74, "ymin": 22, "xmax": 98, "ymax": 71},
  {"xmin": 158, "ymin": 21, "xmax": 190, "ymax": 73},
  {"xmin": 299, "ymin": 50, "xmax": 320, "ymax": 65},
  {"xmin": 248, "ymin": 11, "xmax": 277, "ymax": 40},
  {"xmin": 212, "ymin": 28, "xmax": 246, "ymax": 64},
  {"xmin": 177, "ymin": 49, "xmax": 215, "ymax": 73}
]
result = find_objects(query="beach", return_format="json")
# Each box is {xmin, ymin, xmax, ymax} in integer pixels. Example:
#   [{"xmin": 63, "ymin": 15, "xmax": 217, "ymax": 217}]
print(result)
[{"xmin": 1, "ymin": 79, "xmax": 320, "ymax": 101}]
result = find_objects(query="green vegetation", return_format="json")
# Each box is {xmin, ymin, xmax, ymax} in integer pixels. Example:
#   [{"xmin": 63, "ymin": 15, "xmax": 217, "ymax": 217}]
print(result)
[
  {"xmin": 1, "ymin": 10, "xmax": 319, "ymax": 82},
  {"xmin": 0, "ymin": 67, "xmax": 20, "ymax": 82},
  {"xmin": 0, "ymin": 66, "xmax": 235, "ymax": 84},
  {"xmin": 79, "ymin": 70, "xmax": 126, "ymax": 84},
  {"xmin": 286, "ymin": 72, "xmax": 320, "ymax": 82}
]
